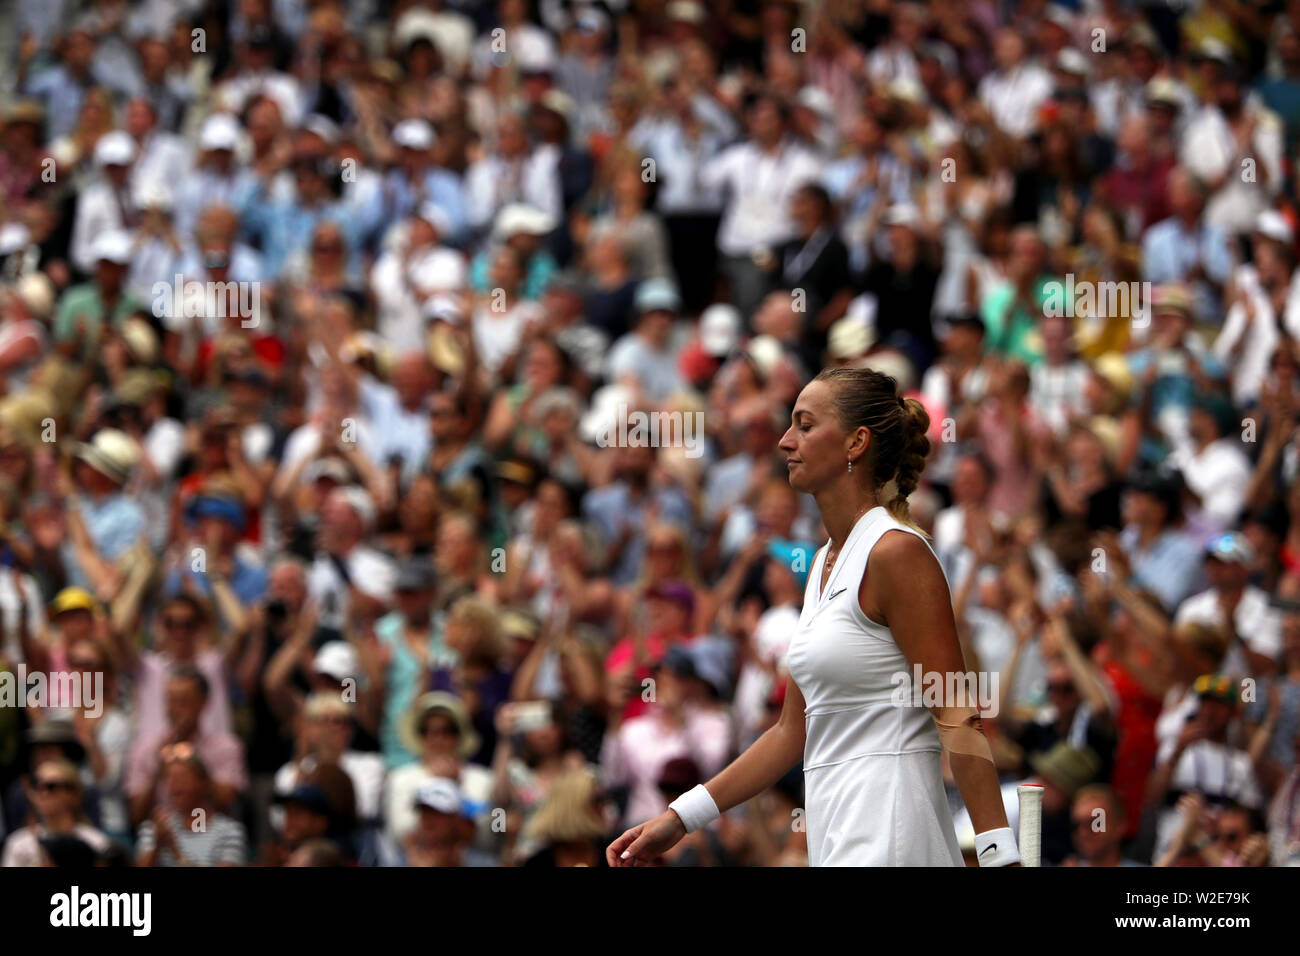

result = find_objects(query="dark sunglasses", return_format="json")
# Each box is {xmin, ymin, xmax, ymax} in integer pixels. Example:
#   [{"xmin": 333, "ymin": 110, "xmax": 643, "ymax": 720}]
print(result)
[{"xmin": 36, "ymin": 779, "xmax": 77, "ymax": 793}]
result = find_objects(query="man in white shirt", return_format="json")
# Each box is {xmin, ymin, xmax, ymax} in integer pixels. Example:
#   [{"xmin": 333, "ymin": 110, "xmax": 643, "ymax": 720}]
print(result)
[
  {"xmin": 1213, "ymin": 210, "xmax": 1300, "ymax": 406},
  {"xmin": 605, "ymin": 279, "xmax": 686, "ymax": 403},
  {"xmin": 464, "ymin": 113, "xmax": 562, "ymax": 234},
  {"xmin": 70, "ymin": 131, "xmax": 139, "ymax": 276},
  {"xmin": 700, "ymin": 93, "xmax": 823, "ymax": 318},
  {"xmin": 1148, "ymin": 673, "xmax": 1264, "ymax": 861},
  {"xmin": 1175, "ymin": 532, "xmax": 1283, "ymax": 676},
  {"xmin": 1169, "ymin": 394, "xmax": 1252, "ymax": 531},
  {"xmin": 1179, "ymin": 59, "xmax": 1284, "ymax": 237},
  {"xmin": 977, "ymin": 29, "xmax": 1054, "ymax": 140},
  {"xmin": 123, "ymin": 96, "xmax": 191, "ymax": 206},
  {"xmin": 307, "ymin": 487, "xmax": 398, "ymax": 633}
]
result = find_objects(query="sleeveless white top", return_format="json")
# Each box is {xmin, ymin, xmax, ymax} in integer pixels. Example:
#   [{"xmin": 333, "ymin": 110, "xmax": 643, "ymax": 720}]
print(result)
[
  {"xmin": 785, "ymin": 505, "xmax": 962, "ymax": 866},
  {"xmin": 787, "ymin": 506, "xmax": 944, "ymax": 767}
]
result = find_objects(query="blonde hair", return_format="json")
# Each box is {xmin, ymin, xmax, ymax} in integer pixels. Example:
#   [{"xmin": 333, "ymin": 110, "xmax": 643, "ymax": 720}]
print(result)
[
  {"xmin": 814, "ymin": 366, "xmax": 931, "ymax": 535},
  {"xmin": 448, "ymin": 595, "xmax": 505, "ymax": 665},
  {"xmin": 304, "ymin": 693, "xmax": 352, "ymax": 721},
  {"xmin": 523, "ymin": 767, "xmax": 606, "ymax": 845}
]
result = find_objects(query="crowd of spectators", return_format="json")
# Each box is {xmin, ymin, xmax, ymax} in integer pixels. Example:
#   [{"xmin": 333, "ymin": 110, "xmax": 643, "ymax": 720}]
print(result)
[{"xmin": 1, "ymin": 0, "xmax": 1300, "ymax": 867}]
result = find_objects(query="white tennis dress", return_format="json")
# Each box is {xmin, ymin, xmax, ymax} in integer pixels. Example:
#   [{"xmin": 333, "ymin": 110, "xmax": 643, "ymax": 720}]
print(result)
[{"xmin": 785, "ymin": 506, "xmax": 963, "ymax": 867}]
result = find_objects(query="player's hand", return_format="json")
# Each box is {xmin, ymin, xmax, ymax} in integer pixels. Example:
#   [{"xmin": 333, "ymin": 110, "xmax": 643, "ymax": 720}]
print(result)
[{"xmin": 606, "ymin": 810, "xmax": 687, "ymax": 867}]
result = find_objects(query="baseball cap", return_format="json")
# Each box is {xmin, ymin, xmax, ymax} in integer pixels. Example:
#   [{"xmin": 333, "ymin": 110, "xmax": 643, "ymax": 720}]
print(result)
[
  {"xmin": 687, "ymin": 636, "xmax": 734, "ymax": 700},
  {"xmin": 313, "ymin": 641, "xmax": 360, "ymax": 682},
  {"xmin": 0, "ymin": 222, "xmax": 31, "ymax": 257},
  {"xmin": 302, "ymin": 114, "xmax": 339, "ymax": 145},
  {"xmin": 699, "ymin": 304, "xmax": 741, "ymax": 357},
  {"xmin": 90, "ymin": 230, "xmax": 134, "ymax": 265},
  {"xmin": 1192, "ymin": 392, "xmax": 1238, "ymax": 437},
  {"xmin": 1145, "ymin": 77, "xmax": 1183, "ymax": 110},
  {"xmin": 1055, "ymin": 48, "xmax": 1090, "ymax": 76},
  {"xmin": 635, "ymin": 278, "xmax": 681, "ymax": 314},
  {"xmin": 185, "ymin": 493, "xmax": 247, "ymax": 531},
  {"xmin": 93, "ymin": 131, "xmax": 137, "ymax": 168},
  {"xmin": 413, "ymin": 777, "xmax": 474, "ymax": 817},
  {"xmin": 199, "ymin": 113, "xmax": 242, "ymax": 152},
  {"xmin": 493, "ymin": 203, "xmax": 556, "ymax": 239},
  {"xmin": 1255, "ymin": 209, "xmax": 1295, "ymax": 246},
  {"xmin": 1205, "ymin": 531, "xmax": 1254, "ymax": 565},
  {"xmin": 881, "ymin": 203, "xmax": 921, "ymax": 229},
  {"xmin": 49, "ymin": 587, "xmax": 97, "ymax": 616},
  {"xmin": 575, "ymin": 7, "xmax": 610, "ymax": 33},
  {"xmin": 392, "ymin": 118, "xmax": 435, "ymax": 151},
  {"xmin": 767, "ymin": 539, "xmax": 813, "ymax": 590},
  {"xmin": 275, "ymin": 783, "xmax": 333, "ymax": 816},
  {"xmin": 1192, "ymin": 672, "xmax": 1238, "ymax": 705},
  {"xmin": 827, "ymin": 316, "xmax": 875, "ymax": 360}
]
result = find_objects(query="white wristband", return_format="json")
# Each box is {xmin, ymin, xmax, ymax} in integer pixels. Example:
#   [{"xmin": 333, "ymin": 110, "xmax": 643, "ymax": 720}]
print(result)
[
  {"xmin": 668, "ymin": 784, "xmax": 720, "ymax": 833},
  {"xmin": 974, "ymin": 827, "xmax": 1021, "ymax": 867}
]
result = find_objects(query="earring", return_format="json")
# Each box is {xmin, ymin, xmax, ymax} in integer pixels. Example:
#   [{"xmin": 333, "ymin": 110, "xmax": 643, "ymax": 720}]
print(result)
[{"xmin": 847, "ymin": 459, "xmax": 853, "ymax": 473}]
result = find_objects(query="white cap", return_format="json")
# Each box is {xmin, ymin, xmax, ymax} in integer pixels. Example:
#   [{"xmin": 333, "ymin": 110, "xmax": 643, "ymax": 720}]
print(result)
[
  {"xmin": 1197, "ymin": 37, "xmax": 1235, "ymax": 65},
  {"xmin": 408, "ymin": 247, "xmax": 467, "ymax": 291},
  {"xmin": 199, "ymin": 112, "xmax": 242, "ymax": 151},
  {"xmin": 314, "ymin": 641, "xmax": 359, "ymax": 682},
  {"xmin": 540, "ymin": 89, "xmax": 575, "ymax": 119},
  {"xmin": 94, "ymin": 131, "xmax": 137, "ymax": 168},
  {"xmin": 413, "ymin": 777, "xmax": 465, "ymax": 815},
  {"xmin": 90, "ymin": 229, "xmax": 134, "ymax": 264},
  {"xmin": 699, "ymin": 304, "xmax": 741, "ymax": 357},
  {"xmin": 515, "ymin": 38, "xmax": 558, "ymax": 74},
  {"xmin": 0, "ymin": 222, "xmax": 30, "ymax": 257},
  {"xmin": 887, "ymin": 77, "xmax": 926, "ymax": 105},
  {"xmin": 579, "ymin": 383, "xmax": 635, "ymax": 444},
  {"xmin": 392, "ymin": 118, "xmax": 435, "ymax": 151},
  {"xmin": 881, "ymin": 202, "xmax": 921, "ymax": 229},
  {"xmin": 828, "ymin": 316, "xmax": 876, "ymax": 360},
  {"xmin": 796, "ymin": 86, "xmax": 835, "ymax": 120},
  {"xmin": 1255, "ymin": 209, "xmax": 1294, "ymax": 245},
  {"xmin": 1055, "ymin": 48, "xmax": 1090, "ymax": 76},
  {"xmin": 302, "ymin": 113, "xmax": 339, "ymax": 145},
  {"xmin": 423, "ymin": 291, "xmax": 466, "ymax": 325},
  {"xmin": 574, "ymin": 6, "xmax": 611, "ymax": 33},
  {"xmin": 745, "ymin": 335, "xmax": 784, "ymax": 380},
  {"xmin": 415, "ymin": 201, "xmax": 451, "ymax": 234},
  {"xmin": 493, "ymin": 203, "xmax": 556, "ymax": 239}
]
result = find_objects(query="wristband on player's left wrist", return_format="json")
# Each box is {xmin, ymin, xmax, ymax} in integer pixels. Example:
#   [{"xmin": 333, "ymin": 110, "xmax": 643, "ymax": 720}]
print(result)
[{"xmin": 974, "ymin": 826, "xmax": 1021, "ymax": 867}]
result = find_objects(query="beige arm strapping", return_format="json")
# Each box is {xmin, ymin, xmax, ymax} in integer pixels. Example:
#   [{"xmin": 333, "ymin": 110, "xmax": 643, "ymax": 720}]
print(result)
[{"xmin": 933, "ymin": 707, "xmax": 996, "ymax": 762}]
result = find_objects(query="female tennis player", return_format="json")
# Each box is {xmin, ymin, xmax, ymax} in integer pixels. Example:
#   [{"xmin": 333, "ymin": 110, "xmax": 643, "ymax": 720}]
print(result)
[{"xmin": 606, "ymin": 367, "xmax": 1018, "ymax": 866}]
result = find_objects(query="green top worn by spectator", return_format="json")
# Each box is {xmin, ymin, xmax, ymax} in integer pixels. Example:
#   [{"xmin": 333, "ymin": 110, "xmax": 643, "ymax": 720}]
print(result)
[
  {"xmin": 981, "ymin": 276, "xmax": 1068, "ymax": 366},
  {"xmin": 53, "ymin": 284, "xmax": 145, "ymax": 358}
]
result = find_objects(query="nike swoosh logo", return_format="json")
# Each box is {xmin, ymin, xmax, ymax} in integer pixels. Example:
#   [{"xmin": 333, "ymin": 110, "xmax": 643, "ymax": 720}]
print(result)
[
  {"xmin": 827, "ymin": 587, "xmax": 848, "ymax": 600},
  {"xmin": 980, "ymin": 844, "xmax": 997, "ymax": 856}
]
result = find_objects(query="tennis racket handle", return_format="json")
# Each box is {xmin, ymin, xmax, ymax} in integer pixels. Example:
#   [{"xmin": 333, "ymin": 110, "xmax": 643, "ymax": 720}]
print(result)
[{"xmin": 1017, "ymin": 784, "xmax": 1044, "ymax": 868}]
